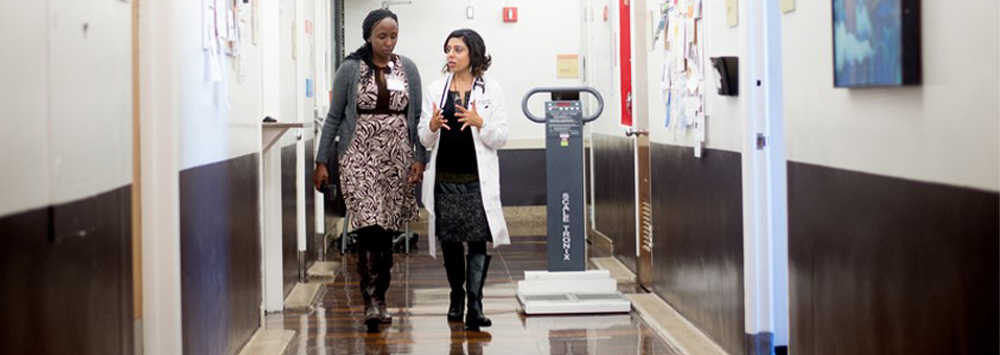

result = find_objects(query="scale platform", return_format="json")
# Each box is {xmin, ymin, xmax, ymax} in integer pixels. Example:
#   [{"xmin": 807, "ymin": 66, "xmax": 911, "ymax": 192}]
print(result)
[{"xmin": 516, "ymin": 270, "xmax": 632, "ymax": 315}]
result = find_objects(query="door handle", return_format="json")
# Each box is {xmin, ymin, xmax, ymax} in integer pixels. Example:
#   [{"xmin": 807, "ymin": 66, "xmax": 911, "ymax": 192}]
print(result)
[{"xmin": 625, "ymin": 128, "xmax": 648, "ymax": 137}]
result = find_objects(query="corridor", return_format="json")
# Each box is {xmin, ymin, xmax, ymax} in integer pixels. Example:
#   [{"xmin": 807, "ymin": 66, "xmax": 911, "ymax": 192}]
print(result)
[
  {"xmin": 1, "ymin": 0, "xmax": 997, "ymax": 354},
  {"xmin": 269, "ymin": 235, "xmax": 683, "ymax": 355}
]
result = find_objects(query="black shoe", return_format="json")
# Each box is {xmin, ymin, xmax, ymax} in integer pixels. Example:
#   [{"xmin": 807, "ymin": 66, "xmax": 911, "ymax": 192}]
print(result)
[
  {"xmin": 444, "ymin": 247, "xmax": 466, "ymax": 322},
  {"xmin": 364, "ymin": 305, "xmax": 381, "ymax": 332},
  {"xmin": 464, "ymin": 254, "xmax": 492, "ymax": 330},
  {"xmin": 376, "ymin": 299, "xmax": 392, "ymax": 324},
  {"xmin": 447, "ymin": 295, "xmax": 465, "ymax": 322}
]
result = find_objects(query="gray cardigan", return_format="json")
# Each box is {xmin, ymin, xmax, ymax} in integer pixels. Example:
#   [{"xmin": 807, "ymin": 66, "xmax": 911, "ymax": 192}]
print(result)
[{"xmin": 316, "ymin": 56, "xmax": 427, "ymax": 165}]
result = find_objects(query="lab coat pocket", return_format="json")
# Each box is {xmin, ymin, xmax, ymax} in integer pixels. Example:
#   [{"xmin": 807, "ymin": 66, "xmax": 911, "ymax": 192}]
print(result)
[{"xmin": 477, "ymin": 104, "xmax": 493, "ymax": 122}]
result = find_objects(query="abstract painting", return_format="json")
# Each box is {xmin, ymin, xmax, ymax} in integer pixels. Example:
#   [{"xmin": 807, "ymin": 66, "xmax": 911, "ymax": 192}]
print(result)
[{"xmin": 832, "ymin": 0, "xmax": 921, "ymax": 87}]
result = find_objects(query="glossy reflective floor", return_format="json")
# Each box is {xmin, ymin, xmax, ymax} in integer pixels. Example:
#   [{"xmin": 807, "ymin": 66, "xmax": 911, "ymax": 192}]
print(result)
[{"xmin": 267, "ymin": 236, "xmax": 683, "ymax": 354}]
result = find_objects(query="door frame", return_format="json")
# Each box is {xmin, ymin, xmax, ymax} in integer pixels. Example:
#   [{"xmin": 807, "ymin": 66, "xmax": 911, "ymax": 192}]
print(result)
[{"xmin": 741, "ymin": 0, "xmax": 789, "ymax": 349}]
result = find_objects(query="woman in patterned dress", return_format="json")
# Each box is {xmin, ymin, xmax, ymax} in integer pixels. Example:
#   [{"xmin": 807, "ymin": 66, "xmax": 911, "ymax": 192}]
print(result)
[
  {"xmin": 418, "ymin": 29, "xmax": 510, "ymax": 330},
  {"xmin": 313, "ymin": 9, "xmax": 425, "ymax": 332}
]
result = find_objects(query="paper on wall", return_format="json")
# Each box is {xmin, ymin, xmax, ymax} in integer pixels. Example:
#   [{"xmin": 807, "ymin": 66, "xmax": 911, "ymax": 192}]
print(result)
[
  {"xmin": 694, "ymin": 105, "xmax": 706, "ymax": 142},
  {"xmin": 215, "ymin": 0, "xmax": 227, "ymax": 41},
  {"xmin": 685, "ymin": 18, "xmax": 696, "ymax": 47},
  {"xmin": 661, "ymin": 61, "xmax": 672, "ymax": 128},
  {"xmin": 673, "ymin": 17, "xmax": 685, "ymax": 69},
  {"xmin": 666, "ymin": 16, "xmax": 676, "ymax": 51},
  {"xmin": 203, "ymin": 0, "xmax": 214, "ymax": 49},
  {"xmin": 686, "ymin": 66, "xmax": 701, "ymax": 94},
  {"xmin": 207, "ymin": 44, "xmax": 222, "ymax": 83},
  {"xmin": 227, "ymin": 5, "xmax": 237, "ymax": 42},
  {"xmin": 654, "ymin": 12, "xmax": 667, "ymax": 45},
  {"xmin": 683, "ymin": 97, "xmax": 698, "ymax": 127}
]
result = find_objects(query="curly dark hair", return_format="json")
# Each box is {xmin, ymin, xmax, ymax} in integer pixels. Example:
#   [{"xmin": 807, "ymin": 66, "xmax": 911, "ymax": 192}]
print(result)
[{"xmin": 442, "ymin": 29, "xmax": 492, "ymax": 78}]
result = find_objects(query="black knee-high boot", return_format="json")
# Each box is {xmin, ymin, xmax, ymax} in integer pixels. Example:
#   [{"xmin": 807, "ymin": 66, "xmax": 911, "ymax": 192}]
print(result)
[
  {"xmin": 442, "ymin": 243, "xmax": 466, "ymax": 322},
  {"xmin": 357, "ymin": 237, "xmax": 381, "ymax": 331},
  {"xmin": 465, "ymin": 253, "xmax": 492, "ymax": 330},
  {"xmin": 358, "ymin": 226, "xmax": 393, "ymax": 331},
  {"xmin": 374, "ymin": 229, "xmax": 394, "ymax": 324}
]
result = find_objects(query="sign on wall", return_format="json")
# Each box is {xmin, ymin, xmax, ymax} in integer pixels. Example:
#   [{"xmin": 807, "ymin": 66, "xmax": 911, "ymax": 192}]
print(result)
[{"xmin": 557, "ymin": 54, "xmax": 580, "ymax": 79}]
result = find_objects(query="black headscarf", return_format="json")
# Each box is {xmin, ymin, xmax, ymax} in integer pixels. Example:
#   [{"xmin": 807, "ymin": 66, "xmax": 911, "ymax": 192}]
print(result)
[{"xmin": 345, "ymin": 9, "xmax": 399, "ymax": 73}]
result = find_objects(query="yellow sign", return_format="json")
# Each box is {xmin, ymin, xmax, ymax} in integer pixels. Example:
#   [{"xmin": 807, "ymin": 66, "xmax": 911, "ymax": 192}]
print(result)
[
  {"xmin": 781, "ymin": 0, "xmax": 795, "ymax": 13},
  {"xmin": 557, "ymin": 54, "xmax": 580, "ymax": 79},
  {"xmin": 726, "ymin": 0, "xmax": 738, "ymax": 27}
]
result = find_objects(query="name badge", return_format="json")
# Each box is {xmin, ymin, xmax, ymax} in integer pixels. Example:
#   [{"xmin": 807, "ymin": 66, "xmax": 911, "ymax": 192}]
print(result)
[
  {"xmin": 477, "ymin": 99, "xmax": 491, "ymax": 109},
  {"xmin": 386, "ymin": 78, "xmax": 405, "ymax": 92}
]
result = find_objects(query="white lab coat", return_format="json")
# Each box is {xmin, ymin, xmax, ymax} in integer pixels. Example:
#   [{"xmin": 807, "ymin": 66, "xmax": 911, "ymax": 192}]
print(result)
[{"xmin": 418, "ymin": 74, "xmax": 510, "ymax": 257}]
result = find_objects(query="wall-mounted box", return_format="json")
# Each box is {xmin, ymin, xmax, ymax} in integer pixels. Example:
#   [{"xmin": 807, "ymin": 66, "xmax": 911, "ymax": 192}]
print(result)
[{"xmin": 710, "ymin": 56, "xmax": 739, "ymax": 96}]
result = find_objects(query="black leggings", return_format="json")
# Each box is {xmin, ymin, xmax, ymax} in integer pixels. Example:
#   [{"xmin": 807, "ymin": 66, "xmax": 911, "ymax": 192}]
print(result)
[
  {"xmin": 441, "ymin": 241, "xmax": 487, "ymax": 256},
  {"xmin": 356, "ymin": 225, "xmax": 393, "ymax": 253}
]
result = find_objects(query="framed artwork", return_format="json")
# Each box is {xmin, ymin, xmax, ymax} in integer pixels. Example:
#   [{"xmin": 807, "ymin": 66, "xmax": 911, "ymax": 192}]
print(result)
[{"xmin": 832, "ymin": 0, "xmax": 921, "ymax": 87}]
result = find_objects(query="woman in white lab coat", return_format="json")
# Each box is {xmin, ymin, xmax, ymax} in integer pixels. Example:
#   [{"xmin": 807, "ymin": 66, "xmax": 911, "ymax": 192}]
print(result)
[{"xmin": 418, "ymin": 28, "xmax": 509, "ymax": 330}]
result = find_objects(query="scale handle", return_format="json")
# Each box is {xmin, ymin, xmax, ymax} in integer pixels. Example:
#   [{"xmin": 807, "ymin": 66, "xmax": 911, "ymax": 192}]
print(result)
[{"xmin": 521, "ymin": 86, "xmax": 604, "ymax": 123}]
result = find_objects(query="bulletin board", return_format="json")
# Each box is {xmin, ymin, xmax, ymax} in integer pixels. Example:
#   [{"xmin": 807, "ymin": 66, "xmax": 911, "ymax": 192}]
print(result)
[{"xmin": 654, "ymin": 0, "xmax": 707, "ymax": 155}]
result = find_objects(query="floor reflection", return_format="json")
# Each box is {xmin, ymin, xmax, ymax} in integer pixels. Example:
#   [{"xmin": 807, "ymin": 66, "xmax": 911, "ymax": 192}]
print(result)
[{"xmin": 269, "ymin": 236, "xmax": 683, "ymax": 354}]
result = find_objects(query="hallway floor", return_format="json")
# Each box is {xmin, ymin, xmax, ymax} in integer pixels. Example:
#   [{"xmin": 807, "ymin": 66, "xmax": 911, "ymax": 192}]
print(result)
[{"xmin": 266, "ymin": 235, "xmax": 684, "ymax": 354}]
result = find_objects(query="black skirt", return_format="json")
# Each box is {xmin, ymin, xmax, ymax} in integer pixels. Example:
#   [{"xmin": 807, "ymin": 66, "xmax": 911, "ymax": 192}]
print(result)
[{"xmin": 434, "ymin": 174, "xmax": 492, "ymax": 243}]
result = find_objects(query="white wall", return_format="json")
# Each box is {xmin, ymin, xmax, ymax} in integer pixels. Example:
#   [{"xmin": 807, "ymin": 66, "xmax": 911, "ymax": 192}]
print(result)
[
  {"xmin": 345, "ymin": 0, "xmax": 582, "ymax": 147},
  {"xmin": 279, "ymin": 0, "xmax": 299, "ymax": 147},
  {"xmin": 782, "ymin": 1, "xmax": 999, "ymax": 191},
  {"xmin": 0, "ymin": 2, "xmax": 51, "ymax": 216},
  {"xmin": 178, "ymin": 1, "xmax": 263, "ymax": 170},
  {"xmin": 0, "ymin": 0, "xmax": 132, "ymax": 216},
  {"xmin": 314, "ymin": 0, "xmax": 332, "ymax": 113}
]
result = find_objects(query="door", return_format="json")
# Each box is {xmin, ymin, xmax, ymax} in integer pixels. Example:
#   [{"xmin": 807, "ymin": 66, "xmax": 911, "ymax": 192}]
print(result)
[{"xmin": 624, "ymin": 0, "xmax": 654, "ymax": 289}]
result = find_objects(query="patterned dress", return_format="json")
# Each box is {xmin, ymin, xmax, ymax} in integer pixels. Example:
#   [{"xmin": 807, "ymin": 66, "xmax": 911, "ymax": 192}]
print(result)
[{"xmin": 339, "ymin": 56, "xmax": 419, "ymax": 232}]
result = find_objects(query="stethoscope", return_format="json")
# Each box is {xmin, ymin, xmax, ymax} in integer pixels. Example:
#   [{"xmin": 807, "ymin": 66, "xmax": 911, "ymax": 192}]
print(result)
[{"xmin": 438, "ymin": 74, "xmax": 486, "ymax": 109}]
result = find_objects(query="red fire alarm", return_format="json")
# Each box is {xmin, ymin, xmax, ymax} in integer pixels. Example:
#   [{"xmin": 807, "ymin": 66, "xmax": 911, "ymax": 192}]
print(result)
[{"xmin": 503, "ymin": 7, "xmax": 518, "ymax": 23}]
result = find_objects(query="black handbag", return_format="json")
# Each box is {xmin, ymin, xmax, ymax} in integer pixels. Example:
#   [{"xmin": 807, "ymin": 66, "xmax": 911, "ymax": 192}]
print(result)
[{"xmin": 323, "ymin": 142, "xmax": 347, "ymax": 217}]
